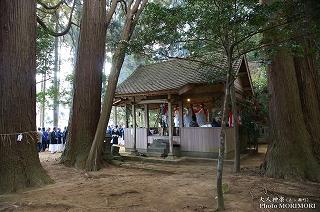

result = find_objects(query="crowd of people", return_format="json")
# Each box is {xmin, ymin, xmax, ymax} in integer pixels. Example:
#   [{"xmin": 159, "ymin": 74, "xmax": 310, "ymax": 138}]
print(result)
[
  {"xmin": 37, "ymin": 125, "xmax": 124, "ymax": 154},
  {"xmin": 107, "ymin": 125, "xmax": 125, "ymax": 146},
  {"xmin": 37, "ymin": 127, "xmax": 68, "ymax": 154}
]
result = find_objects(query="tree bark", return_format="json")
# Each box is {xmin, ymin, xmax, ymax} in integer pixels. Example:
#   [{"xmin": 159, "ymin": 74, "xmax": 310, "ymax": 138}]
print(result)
[
  {"xmin": 230, "ymin": 84, "xmax": 240, "ymax": 173},
  {"xmin": 216, "ymin": 52, "xmax": 232, "ymax": 211},
  {"xmin": 263, "ymin": 48, "xmax": 320, "ymax": 182},
  {"xmin": 293, "ymin": 39, "xmax": 320, "ymax": 161},
  {"xmin": 86, "ymin": 0, "xmax": 148, "ymax": 171},
  {"xmin": 85, "ymin": 43, "xmax": 127, "ymax": 171},
  {"xmin": 40, "ymin": 68, "xmax": 47, "ymax": 128},
  {"xmin": 53, "ymin": 11, "xmax": 60, "ymax": 127},
  {"xmin": 0, "ymin": 0, "xmax": 52, "ymax": 194},
  {"xmin": 61, "ymin": 0, "xmax": 107, "ymax": 169},
  {"xmin": 261, "ymin": 0, "xmax": 320, "ymax": 182}
]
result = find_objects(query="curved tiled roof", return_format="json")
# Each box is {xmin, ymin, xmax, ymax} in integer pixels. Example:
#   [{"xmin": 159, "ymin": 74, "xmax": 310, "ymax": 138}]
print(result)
[{"xmin": 116, "ymin": 58, "xmax": 242, "ymax": 96}]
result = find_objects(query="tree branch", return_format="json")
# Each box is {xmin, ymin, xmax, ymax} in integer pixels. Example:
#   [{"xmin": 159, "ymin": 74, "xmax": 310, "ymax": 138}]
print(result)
[
  {"xmin": 232, "ymin": 32, "xmax": 314, "ymax": 60},
  {"xmin": 36, "ymin": 77, "xmax": 53, "ymax": 84},
  {"xmin": 165, "ymin": 55, "xmax": 225, "ymax": 70},
  {"xmin": 131, "ymin": 0, "xmax": 148, "ymax": 29},
  {"xmin": 128, "ymin": 0, "xmax": 134, "ymax": 8},
  {"xmin": 106, "ymin": 0, "xmax": 118, "ymax": 27},
  {"xmin": 37, "ymin": 0, "xmax": 64, "ymax": 10},
  {"xmin": 231, "ymin": 19, "xmax": 297, "ymax": 49},
  {"xmin": 37, "ymin": 7, "xmax": 56, "ymax": 15},
  {"xmin": 118, "ymin": 0, "xmax": 128, "ymax": 14},
  {"xmin": 176, "ymin": 38, "xmax": 223, "ymax": 48},
  {"xmin": 37, "ymin": 0, "xmax": 76, "ymax": 37}
]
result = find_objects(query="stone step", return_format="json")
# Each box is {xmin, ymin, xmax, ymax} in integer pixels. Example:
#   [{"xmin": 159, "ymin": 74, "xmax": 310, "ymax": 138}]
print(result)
[
  {"xmin": 145, "ymin": 152, "xmax": 166, "ymax": 157},
  {"xmin": 149, "ymin": 143, "xmax": 168, "ymax": 148},
  {"xmin": 148, "ymin": 147, "xmax": 167, "ymax": 153}
]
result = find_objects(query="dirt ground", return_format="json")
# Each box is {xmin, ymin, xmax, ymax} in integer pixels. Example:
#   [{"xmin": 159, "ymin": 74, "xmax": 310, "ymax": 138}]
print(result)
[{"xmin": 0, "ymin": 145, "xmax": 319, "ymax": 212}]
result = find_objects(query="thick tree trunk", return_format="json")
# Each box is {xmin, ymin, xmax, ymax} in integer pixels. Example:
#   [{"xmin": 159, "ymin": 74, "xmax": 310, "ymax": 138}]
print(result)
[
  {"xmin": 53, "ymin": 12, "xmax": 60, "ymax": 127},
  {"xmin": 61, "ymin": 0, "xmax": 107, "ymax": 169},
  {"xmin": 263, "ymin": 48, "xmax": 320, "ymax": 182},
  {"xmin": 293, "ymin": 39, "xmax": 320, "ymax": 162},
  {"xmin": 0, "ymin": 0, "xmax": 52, "ymax": 194},
  {"xmin": 86, "ymin": 0, "xmax": 148, "ymax": 171},
  {"xmin": 86, "ymin": 44, "xmax": 127, "ymax": 171}
]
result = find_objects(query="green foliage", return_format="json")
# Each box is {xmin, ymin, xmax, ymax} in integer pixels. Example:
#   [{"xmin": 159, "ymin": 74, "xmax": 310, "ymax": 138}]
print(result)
[
  {"xmin": 134, "ymin": 1, "xmax": 265, "ymax": 52},
  {"xmin": 131, "ymin": 0, "xmax": 320, "ymax": 126},
  {"xmin": 132, "ymin": 0, "xmax": 320, "ymax": 70},
  {"xmin": 59, "ymin": 73, "xmax": 74, "ymax": 106},
  {"xmin": 53, "ymin": 74, "xmax": 74, "ymax": 106},
  {"xmin": 36, "ymin": 26, "xmax": 54, "ymax": 75},
  {"xmin": 36, "ymin": 0, "xmax": 81, "ymax": 108},
  {"xmin": 36, "ymin": 25, "xmax": 54, "ymax": 107},
  {"xmin": 251, "ymin": 66, "xmax": 268, "ymax": 119}
]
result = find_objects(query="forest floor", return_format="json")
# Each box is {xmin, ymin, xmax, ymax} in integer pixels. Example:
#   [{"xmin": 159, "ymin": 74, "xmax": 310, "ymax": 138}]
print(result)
[{"xmin": 0, "ymin": 145, "xmax": 319, "ymax": 212}]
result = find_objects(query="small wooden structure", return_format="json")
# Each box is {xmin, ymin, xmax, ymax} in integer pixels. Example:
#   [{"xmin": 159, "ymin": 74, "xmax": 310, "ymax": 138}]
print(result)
[{"xmin": 113, "ymin": 57, "xmax": 254, "ymax": 158}]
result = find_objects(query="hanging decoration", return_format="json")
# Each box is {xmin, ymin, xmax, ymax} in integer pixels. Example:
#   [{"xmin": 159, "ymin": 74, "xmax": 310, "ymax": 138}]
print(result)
[{"xmin": 0, "ymin": 131, "xmax": 37, "ymax": 147}]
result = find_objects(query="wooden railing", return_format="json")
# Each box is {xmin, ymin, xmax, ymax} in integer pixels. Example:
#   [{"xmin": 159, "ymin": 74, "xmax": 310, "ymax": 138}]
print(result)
[
  {"xmin": 124, "ymin": 128, "xmax": 147, "ymax": 150},
  {"xmin": 124, "ymin": 127, "xmax": 235, "ymax": 154},
  {"xmin": 180, "ymin": 127, "xmax": 235, "ymax": 153}
]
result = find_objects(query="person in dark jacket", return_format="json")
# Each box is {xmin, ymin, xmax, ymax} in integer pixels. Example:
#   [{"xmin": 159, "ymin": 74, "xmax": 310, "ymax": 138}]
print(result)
[
  {"xmin": 37, "ymin": 128, "xmax": 43, "ymax": 152},
  {"xmin": 211, "ymin": 118, "xmax": 221, "ymax": 127},
  {"xmin": 62, "ymin": 127, "xmax": 68, "ymax": 144},
  {"xmin": 41, "ymin": 127, "xmax": 48, "ymax": 151},
  {"xmin": 49, "ymin": 127, "xmax": 58, "ymax": 153},
  {"xmin": 189, "ymin": 115, "xmax": 199, "ymax": 127},
  {"xmin": 57, "ymin": 128, "xmax": 64, "ymax": 152},
  {"xmin": 111, "ymin": 125, "xmax": 121, "ymax": 145}
]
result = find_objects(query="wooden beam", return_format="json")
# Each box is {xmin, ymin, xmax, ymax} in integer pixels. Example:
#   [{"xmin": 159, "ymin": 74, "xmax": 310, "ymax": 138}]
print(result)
[
  {"xmin": 115, "ymin": 89, "xmax": 178, "ymax": 98},
  {"xmin": 179, "ymin": 98, "xmax": 183, "ymax": 132},
  {"xmin": 114, "ymin": 106, "xmax": 118, "ymax": 126},
  {"xmin": 125, "ymin": 104, "xmax": 129, "ymax": 128},
  {"xmin": 131, "ymin": 102, "xmax": 137, "ymax": 154},
  {"xmin": 167, "ymin": 94, "xmax": 173, "ymax": 156},
  {"xmin": 137, "ymin": 99, "xmax": 168, "ymax": 104},
  {"xmin": 144, "ymin": 104, "xmax": 149, "ymax": 146},
  {"xmin": 184, "ymin": 92, "xmax": 222, "ymax": 99},
  {"xmin": 178, "ymin": 84, "xmax": 195, "ymax": 95}
]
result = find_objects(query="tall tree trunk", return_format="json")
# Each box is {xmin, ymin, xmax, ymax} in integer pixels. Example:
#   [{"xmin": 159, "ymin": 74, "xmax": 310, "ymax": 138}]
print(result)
[
  {"xmin": 40, "ymin": 68, "xmax": 47, "ymax": 128},
  {"xmin": 216, "ymin": 51, "xmax": 233, "ymax": 211},
  {"xmin": 86, "ymin": 0, "xmax": 148, "ymax": 171},
  {"xmin": 61, "ymin": 0, "xmax": 107, "ymax": 169},
  {"xmin": 230, "ymin": 85, "xmax": 240, "ymax": 173},
  {"xmin": 293, "ymin": 0, "xmax": 320, "ymax": 162},
  {"xmin": 263, "ymin": 48, "xmax": 320, "ymax": 182},
  {"xmin": 261, "ymin": 0, "xmax": 320, "ymax": 182},
  {"xmin": 53, "ymin": 12, "xmax": 60, "ymax": 127},
  {"xmin": 0, "ymin": 0, "xmax": 52, "ymax": 194},
  {"xmin": 293, "ymin": 38, "xmax": 320, "ymax": 161},
  {"xmin": 86, "ymin": 43, "xmax": 127, "ymax": 171}
]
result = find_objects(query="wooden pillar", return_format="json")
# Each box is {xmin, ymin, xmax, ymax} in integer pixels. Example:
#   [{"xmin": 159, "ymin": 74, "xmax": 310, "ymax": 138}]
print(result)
[
  {"xmin": 167, "ymin": 95, "xmax": 174, "ymax": 157},
  {"xmin": 125, "ymin": 104, "xmax": 129, "ymax": 128},
  {"xmin": 131, "ymin": 102, "xmax": 137, "ymax": 154},
  {"xmin": 114, "ymin": 106, "xmax": 118, "ymax": 126},
  {"xmin": 179, "ymin": 98, "xmax": 183, "ymax": 131},
  {"xmin": 144, "ymin": 104, "xmax": 149, "ymax": 129},
  {"xmin": 144, "ymin": 104, "xmax": 149, "ymax": 146}
]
